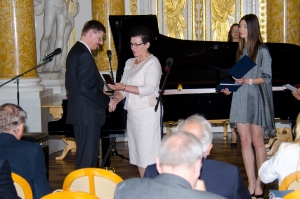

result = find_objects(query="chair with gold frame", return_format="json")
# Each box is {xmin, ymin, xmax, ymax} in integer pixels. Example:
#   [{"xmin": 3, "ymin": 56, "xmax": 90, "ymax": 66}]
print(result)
[
  {"xmin": 63, "ymin": 168, "xmax": 123, "ymax": 199},
  {"xmin": 41, "ymin": 191, "xmax": 100, "ymax": 199},
  {"xmin": 11, "ymin": 172, "xmax": 33, "ymax": 199},
  {"xmin": 279, "ymin": 171, "xmax": 300, "ymax": 191},
  {"xmin": 283, "ymin": 190, "xmax": 300, "ymax": 199}
]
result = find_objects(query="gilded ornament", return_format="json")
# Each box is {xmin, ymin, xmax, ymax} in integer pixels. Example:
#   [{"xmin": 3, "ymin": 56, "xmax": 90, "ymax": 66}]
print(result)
[{"xmin": 163, "ymin": 0, "xmax": 187, "ymax": 39}]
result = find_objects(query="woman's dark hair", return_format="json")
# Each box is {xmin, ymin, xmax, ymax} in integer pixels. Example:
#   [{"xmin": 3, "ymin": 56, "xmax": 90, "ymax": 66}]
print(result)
[
  {"xmin": 227, "ymin": 23, "xmax": 239, "ymax": 42},
  {"xmin": 129, "ymin": 26, "xmax": 153, "ymax": 44},
  {"xmin": 236, "ymin": 14, "xmax": 266, "ymax": 61}
]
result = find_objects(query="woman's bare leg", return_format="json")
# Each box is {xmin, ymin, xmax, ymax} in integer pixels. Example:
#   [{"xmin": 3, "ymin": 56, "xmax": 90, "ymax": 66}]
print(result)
[
  {"xmin": 237, "ymin": 123, "xmax": 256, "ymax": 194},
  {"xmin": 250, "ymin": 124, "xmax": 266, "ymax": 195},
  {"xmin": 231, "ymin": 125, "xmax": 237, "ymax": 143},
  {"xmin": 138, "ymin": 167, "xmax": 146, "ymax": 178}
]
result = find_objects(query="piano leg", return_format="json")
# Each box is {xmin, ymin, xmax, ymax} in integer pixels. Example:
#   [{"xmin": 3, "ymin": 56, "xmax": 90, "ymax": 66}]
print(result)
[
  {"xmin": 56, "ymin": 135, "xmax": 76, "ymax": 160},
  {"xmin": 208, "ymin": 119, "xmax": 229, "ymax": 140}
]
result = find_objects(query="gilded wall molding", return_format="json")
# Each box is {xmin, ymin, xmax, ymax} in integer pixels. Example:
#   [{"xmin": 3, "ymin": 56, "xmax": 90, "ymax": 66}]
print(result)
[
  {"xmin": 130, "ymin": 0, "xmax": 138, "ymax": 15},
  {"xmin": 163, "ymin": 0, "xmax": 187, "ymax": 39},
  {"xmin": 211, "ymin": 0, "xmax": 235, "ymax": 41},
  {"xmin": 258, "ymin": 0, "xmax": 267, "ymax": 42}
]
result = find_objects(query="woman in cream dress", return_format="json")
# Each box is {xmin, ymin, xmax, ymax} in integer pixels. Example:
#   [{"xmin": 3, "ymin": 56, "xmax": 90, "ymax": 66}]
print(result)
[{"xmin": 108, "ymin": 26, "xmax": 162, "ymax": 177}]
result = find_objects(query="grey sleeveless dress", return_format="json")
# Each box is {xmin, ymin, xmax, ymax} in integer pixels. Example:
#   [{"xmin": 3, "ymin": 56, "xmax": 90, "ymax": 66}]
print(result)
[{"xmin": 229, "ymin": 46, "xmax": 275, "ymax": 133}]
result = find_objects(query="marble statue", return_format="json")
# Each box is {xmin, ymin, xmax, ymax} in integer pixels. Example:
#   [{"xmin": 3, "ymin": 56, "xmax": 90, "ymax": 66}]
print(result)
[{"xmin": 34, "ymin": 0, "xmax": 80, "ymax": 72}]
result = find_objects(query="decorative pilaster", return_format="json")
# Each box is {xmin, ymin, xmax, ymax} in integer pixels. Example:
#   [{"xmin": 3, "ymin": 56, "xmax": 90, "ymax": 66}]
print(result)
[
  {"xmin": 267, "ymin": 0, "xmax": 300, "ymax": 46},
  {"xmin": 92, "ymin": 0, "xmax": 125, "ymax": 71},
  {"xmin": 0, "ymin": 0, "xmax": 38, "ymax": 78}
]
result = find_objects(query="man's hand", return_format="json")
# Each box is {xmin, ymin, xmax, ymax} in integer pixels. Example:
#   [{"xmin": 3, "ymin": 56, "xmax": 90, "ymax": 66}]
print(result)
[{"xmin": 108, "ymin": 98, "xmax": 117, "ymax": 112}]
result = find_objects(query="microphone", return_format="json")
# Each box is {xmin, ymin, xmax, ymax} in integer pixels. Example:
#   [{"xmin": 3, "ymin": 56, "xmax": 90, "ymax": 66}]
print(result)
[
  {"xmin": 165, "ymin": 57, "xmax": 174, "ymax": 72},
  {"xmin": 107, "ymin": 50, "xmax": 112, "ymax": 60},
  {"xmin": 43, "ymin": 48, "xmax": 62, "ymax": 61}
]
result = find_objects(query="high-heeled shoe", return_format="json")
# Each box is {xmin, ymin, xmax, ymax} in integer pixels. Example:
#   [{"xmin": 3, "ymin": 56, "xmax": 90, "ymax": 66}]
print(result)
[
  {"xmin": 250, "ymin": 192, "xmax": 255, "ymax": 199},
  {"xmin": 265, "ymin": 134, "xmax": 276, "ymax": 148},
  {"xmin": 230, "ymin": 143, "xmax": 237, "ymax": 147},
  {"xmin": 255, "ymin": 185, "xmax": 265, "ymax": 199},
  {"xmin": 267, "ymin": 139, "xmax": 280, "ymax": 157}
]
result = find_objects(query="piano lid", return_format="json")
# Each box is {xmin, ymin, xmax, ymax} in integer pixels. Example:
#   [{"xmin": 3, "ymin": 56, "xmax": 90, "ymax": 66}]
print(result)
[{"xmin": 109, "ymin": 15, "xmax": 300, "ymax": 89}]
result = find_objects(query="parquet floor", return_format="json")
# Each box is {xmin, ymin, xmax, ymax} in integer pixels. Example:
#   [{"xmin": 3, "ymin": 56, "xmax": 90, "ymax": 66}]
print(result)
[{"xmin": 49, "ymin": 132, "xmax": 278, "ymax": 198}]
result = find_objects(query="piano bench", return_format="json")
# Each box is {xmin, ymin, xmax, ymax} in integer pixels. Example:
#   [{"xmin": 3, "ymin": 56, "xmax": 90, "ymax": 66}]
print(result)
[
  {"xmin": 21, "ymin": 132, "xmax": 49, "ymax": 144},
  {"xmin": 164, "ymin": 121, "xmax": 180, "ymax": 135},
  {"xmin": 208, "ymin": 119, "xmax": 229, "ymax": 140},
  {"xmin": 164, "ymin": 119, "xmax": 229, "ymax": 140}
]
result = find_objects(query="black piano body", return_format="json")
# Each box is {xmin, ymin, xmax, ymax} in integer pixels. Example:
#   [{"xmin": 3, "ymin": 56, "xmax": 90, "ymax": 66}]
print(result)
[
  {"xmin": 109, "ymin": 15, "xmax": 300, "ymax": 122},
  {"xmin": 48, "ymin": 99, "xmax": 127, "ymax": 166}
]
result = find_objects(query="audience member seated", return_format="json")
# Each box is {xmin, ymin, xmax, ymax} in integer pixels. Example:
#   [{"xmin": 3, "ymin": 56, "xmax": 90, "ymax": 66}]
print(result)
[
  {"xmin": 0, "ymin": 157, "xmax": 19, "ymax": 199},
  {"xmin": 259, "ymin": 113, "xmax": 300, "ymax": 185},
  {"xmin": 0, "ymin": 103, "xmax": 52, "ymax": 199},
  {"xmin": 114, "ymin": 131, "xmax": 225, "ymax": 199},
  {"xmin": 144, "ymin": 114, "xmax": 250, "ymax": 199}
]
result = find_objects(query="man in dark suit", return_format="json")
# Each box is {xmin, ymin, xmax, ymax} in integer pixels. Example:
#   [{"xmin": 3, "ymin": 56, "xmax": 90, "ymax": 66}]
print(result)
[
  {"xmin": 144, "ymin": 114, "xmax": 251, "ymax": 199},
  {"xmin": 0, "ymin": 103, "xmax": 52, "ymax": 199},
  {"xmin": 65, "ymin": 20, "xmax": 116, "ymax": 169},
  {"xmin": 0, "ymin": 158, "xmax": 18, "ymax": 199},
  {"xmin": 115, "ymin": 131, "xmax": 225, "ymax": 199}
]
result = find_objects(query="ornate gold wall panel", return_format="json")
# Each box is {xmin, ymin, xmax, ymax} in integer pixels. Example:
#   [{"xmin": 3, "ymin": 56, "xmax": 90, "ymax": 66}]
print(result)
[
  {"xmin": 92, "ymin": 0, "xmax": 125, "ymax": 71},
  {"xmin": 267, "ymin": 0, "xmax": 300, "ymax": 46},
  {"xmin": 0, "ymin": 0, "xmax": 37, "ymax": 78},
  {"xmin": 286, "ymin": 0, "xmax": 300, "ymax": 46},
  {"xmin": 211, "ymin": 0, "xmax": 235, "ymax": 41},
  {"xmin": 163, "ymin": 0, "xmax": 187, "ymax": 39}
]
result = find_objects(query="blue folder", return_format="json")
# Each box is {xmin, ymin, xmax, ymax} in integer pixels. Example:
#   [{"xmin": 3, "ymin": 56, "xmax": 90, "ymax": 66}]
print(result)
[
  {"xmin": 209, "ymin": 55, "xmax": 257, "ymax": 79},
  {"xmin": 215, "ymin": 83, "xmax": 242, "ymax": 92}
]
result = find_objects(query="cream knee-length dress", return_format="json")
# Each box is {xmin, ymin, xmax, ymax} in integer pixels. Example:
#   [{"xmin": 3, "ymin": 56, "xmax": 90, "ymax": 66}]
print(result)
[{"xmin": 119, "ymin": 54, "xmax": 162, "ymax": 168}]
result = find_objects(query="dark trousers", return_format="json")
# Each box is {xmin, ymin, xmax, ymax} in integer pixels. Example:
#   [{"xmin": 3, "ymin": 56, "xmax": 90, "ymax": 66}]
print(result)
[{"xmin": 73, "ymin": 125, "xmax": 101, "ymax": 169}]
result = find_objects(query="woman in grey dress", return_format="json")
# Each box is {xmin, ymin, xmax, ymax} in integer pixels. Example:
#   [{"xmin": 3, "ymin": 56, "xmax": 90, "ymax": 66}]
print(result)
[
  {"xmin": 108, "ymin": 26, "xmax": 162, "ymax": 177},
  {"xmin": 222, "ymin": 14, "xmax": 275, "ymax": 198}
]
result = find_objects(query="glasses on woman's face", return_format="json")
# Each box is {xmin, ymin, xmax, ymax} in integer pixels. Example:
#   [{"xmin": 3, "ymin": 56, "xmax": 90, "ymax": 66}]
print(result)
[
  {"xmin": 232, "ymin": 29, "xmax": 239, "ymax": 33},
  {"xmin": 129, "ymin": 42, "xmax": 144, "ymax": 47}
]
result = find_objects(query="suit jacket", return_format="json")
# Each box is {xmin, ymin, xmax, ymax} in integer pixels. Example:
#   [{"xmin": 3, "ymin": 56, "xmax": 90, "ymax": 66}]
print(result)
[
  {"xmin": 259, "ymin": 142, "xmax": 300, "ymax": 185},
  {"xmin": 65, "ymin": 41, "xmax": 110, "ymax": 126},
  {"xmin": 144, "ymin": 159, "xmax": 250, "ymax": 199},
  {"xmin": 114, "ymin": 173, "xmax": 225, "ymax": 199},
  {"xmin": 0, "ymin": 133, "xmax": 52, "ymax": 199},
  {"xmin": 0, "ymin": 158, "xmax": 18, "ymax": 199}
]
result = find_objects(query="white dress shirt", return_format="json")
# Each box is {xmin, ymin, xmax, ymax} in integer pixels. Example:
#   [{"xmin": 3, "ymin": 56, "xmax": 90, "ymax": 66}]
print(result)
[{"xmin": 259, "ymin": 142, "xmax": 300, "ymax": 185}]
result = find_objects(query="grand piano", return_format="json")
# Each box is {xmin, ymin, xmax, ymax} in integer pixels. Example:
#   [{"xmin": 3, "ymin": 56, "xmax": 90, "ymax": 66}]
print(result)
[{"xmin": 109, "ymin": 15, "xmax": 300, "ymax": 122}]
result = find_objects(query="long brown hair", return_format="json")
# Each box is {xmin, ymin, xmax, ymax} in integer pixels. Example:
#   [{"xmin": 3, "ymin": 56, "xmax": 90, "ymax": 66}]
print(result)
[{"xmin": 236, "ymin": 14, "xmax": 266, "ymax": 62}]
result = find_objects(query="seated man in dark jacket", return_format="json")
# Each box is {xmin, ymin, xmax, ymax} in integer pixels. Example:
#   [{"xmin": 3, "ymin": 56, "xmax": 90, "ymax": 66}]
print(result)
[
  {"xmin": 0, "ymin": 158, "xmax": 18, "ymax": 199},
  {"xmin": 0, "ymin": 103, "xmax": 52, "ymax": 199},
  {"xmin": 144, "ymin": 114, "xmax": 250, "ymax": 199}
]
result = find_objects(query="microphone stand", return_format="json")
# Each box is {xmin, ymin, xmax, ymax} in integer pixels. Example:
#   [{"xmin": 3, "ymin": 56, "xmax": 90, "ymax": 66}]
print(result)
[
  {"xmin": 0, "ymin": 58, "xmax": 53, "ymax": 105},
  {"xmin": 155, "ymin": 67, "xmax": 171, "ymax": 140}
]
